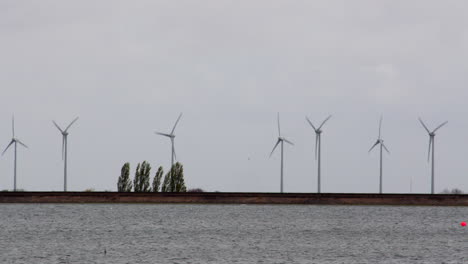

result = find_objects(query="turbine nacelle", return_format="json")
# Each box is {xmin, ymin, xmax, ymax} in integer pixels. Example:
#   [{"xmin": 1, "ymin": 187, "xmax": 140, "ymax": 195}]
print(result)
[{"xmin": 306, "ymin": 115, "xmax": 332, "ymax": 135}]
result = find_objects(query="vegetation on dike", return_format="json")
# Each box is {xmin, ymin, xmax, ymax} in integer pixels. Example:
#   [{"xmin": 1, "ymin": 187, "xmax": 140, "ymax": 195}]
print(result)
[
  {"xmin": 439, "ymin": 188, "xmax": 464, "ymax": 194},
  {"xmin": 117, "ymin": 161, "xmax": 187, "ymax": 192}
]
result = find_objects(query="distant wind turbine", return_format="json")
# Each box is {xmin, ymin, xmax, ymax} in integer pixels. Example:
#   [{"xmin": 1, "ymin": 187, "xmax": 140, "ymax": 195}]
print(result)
[
  {"xmin": 306, "ymin": 115, "xmax": 332, "ymax": 193},
  {"xmin": 368, "ymin": 116, "xmax": 390, "ymax": 194},
  {"xmin": 269, "ymin": 113, "xmax": 294, "ymax": 193},
  {"xmin": 52, "ymin": 117, "xmax": 79, "ymax": 192},
  {"xmin": 155, "ymin": 113, "xmax": 182, "ymax": 167},
  {"xmin": 2, "ymin": 116, "xmax": 28, "ymax": 191},
  {"xmin": 418, "ymin": 117, "xmax": 447, "ymax": 194}
]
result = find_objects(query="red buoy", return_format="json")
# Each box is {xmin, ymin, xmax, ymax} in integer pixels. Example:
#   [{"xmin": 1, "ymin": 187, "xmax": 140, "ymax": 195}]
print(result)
[{"xmin": 461, "ymin": 222, "xmax": 467, "ymax": 227}]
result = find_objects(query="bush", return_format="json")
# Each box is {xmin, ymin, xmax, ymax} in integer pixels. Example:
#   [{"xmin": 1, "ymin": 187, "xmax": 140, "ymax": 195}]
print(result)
[
  {"xmin": 440, "ymin": 188, "xmax": 464, "ymax": 194},
  {"xmin": 188, "ymin": 188, "xmax": 204, "ymax": 192}
]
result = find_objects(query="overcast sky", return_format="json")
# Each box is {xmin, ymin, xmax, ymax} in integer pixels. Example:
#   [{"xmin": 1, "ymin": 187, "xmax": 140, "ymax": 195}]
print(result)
[{"xmin": 1, "ymin": 1, "xmax": 467, "ymax": 193}]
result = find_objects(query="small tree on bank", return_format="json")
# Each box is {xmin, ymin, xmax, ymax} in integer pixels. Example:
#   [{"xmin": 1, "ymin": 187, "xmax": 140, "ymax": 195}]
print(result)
[
  {"xmin": 161, "ymin": 162, "xmax": 186, "ymax": 192},
  {"xmin": 440, "ymin": 188, "xmax": 464, "ymax": 194},
  {"xmin": 117, "ymin": 162, "xmax": 132, "ymax": 192},
  {"xmin": 152, "ymin": 166, "xmax": 164, "ymax": 192},
  {"xmin": 134, "ymin": 161, "xmax": 151, "ymax": 192}
]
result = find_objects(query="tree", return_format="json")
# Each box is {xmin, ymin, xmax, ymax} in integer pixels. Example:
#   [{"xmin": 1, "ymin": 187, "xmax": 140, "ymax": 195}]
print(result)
[
  {"xmin": 161, "ymin": 162, "xmax": 186, "ymax": 192},
  {"xmin": 152, "ymin": 166, "xmax": 164, "ymax": 192},
  {"xmin": 117, "ymin": 162, "xmax": 132, "ymax": 192},
  {"xmin": 173, "ymin": 162, "xmax": 187, "ymax": 192},
  {"xmin": 161, "ymin": 169, "xmax": 170, "ymax": 192},
  {"xmin": 134, "ymin": 161, "xmax": 151, "ymax": 192}
]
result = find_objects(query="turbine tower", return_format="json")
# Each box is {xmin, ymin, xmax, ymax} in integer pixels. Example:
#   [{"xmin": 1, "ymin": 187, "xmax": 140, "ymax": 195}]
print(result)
[
  {"xmin": 53, "ymin": 117, "xmax": 79, "ymax": 192},
  {"xmin": 306, "ymin": 115, "xmax": 332, "ymax": 193},
  {"xmin": 269, "ymin": 113, "xmax": 294, "ymax": 193},
  {"xmin": 155, "ymin": 113, "xmax": 182, "ymax": 167},
  {"xmin": 369, "ymin": 116, "xmax": 390, "ymax": 194},
  {"xmin": 2, "ymin": 116, "xmax": 28, "ymax": 191},
  {"xmin": 418, "ymin": 118, "xmax": 447, "ymax": 194}
]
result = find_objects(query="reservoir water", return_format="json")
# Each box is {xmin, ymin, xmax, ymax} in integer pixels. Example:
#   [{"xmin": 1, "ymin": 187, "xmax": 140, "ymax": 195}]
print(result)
[{"xmin": 0, "ymin": 204, "xmax": 466, "ymax": 263}]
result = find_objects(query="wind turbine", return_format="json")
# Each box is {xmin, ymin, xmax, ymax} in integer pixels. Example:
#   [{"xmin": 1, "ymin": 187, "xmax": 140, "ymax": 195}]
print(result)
[
  {"xmin": 52, "ymin": 117, "xmax": 79, "ymax": 192},
  {"xmin": 155, "ymin": 113, "xmax": 182, "ymax": 167},
  {"xmin": 368, "ymin": 116, "xmax": 390, "ymax": 194},
  {"xmin": 306, "ymin": 115, "xmax": 332, "ymax": 193},
  {"xmin": 418, "ymin": 117, "xmax": 447, "ymax": 194},
  {"xmin": 269, "ymin": 113, "xmax": 294, "ymax": 193},
  {"xmin": 2, "ymin": 116, "xmax": 28, "ymax": 191}
]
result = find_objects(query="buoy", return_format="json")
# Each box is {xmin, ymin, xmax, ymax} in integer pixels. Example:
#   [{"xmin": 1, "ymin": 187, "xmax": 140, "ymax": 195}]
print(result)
[{"xmin": 461, "ymin": 222, "xmax": 466, "ymax": 227}]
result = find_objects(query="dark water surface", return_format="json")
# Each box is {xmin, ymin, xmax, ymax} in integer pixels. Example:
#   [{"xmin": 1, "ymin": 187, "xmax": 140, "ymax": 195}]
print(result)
[{"xmin": 0, "ymin": 204, "xmax": 466, "ymax": 263}]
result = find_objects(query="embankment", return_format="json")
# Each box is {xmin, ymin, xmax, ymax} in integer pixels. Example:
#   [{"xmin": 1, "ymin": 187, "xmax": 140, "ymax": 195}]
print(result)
[{"xmin": 0, "ymin": 192, "xmax": 467, "ymax": 205}]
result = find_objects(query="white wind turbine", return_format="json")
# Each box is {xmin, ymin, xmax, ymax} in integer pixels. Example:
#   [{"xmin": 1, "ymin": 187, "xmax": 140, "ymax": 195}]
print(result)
[
  {"xmin": 2, "ymin": 116, "xmax": 28, "ymax": 191},
  {"xmin": 269, "ymin": 113, "xmax": 294, "ymax": 193},
  {"xmin": 418, "ymin": 117, "xmax": 447, "ymax": 194},
  {"xmin": 53, "ymin": 117, "xmax": 79, "ymax": 192},
  {"xmin": 306, "ymin": 115, "xmax": 332, "ymax": 193},
  {"xmin": 368, "ymin": 116, "xmax": 390, "ymax": 194},
  {"xmin": 155, "ymin": 113, "xmax": 182, "ymax": 167}
]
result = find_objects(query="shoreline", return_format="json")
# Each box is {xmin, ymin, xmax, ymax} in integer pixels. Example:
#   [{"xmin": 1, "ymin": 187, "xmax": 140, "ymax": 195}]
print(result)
[{"xmin": 0, "ymin": 192, "xmax": 467, "ymax": 206}]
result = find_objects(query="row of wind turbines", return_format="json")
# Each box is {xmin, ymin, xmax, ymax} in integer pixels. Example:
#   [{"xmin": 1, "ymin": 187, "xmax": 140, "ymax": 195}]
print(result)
[
  {"xmin": 1, "ymin": 114, "xmax": 183, "ymax": 192},
  {"xmin": 2, "ymin": 117, "xmax": 79, "ymax": 191},
  {"xmin": 269, "ymin": 113, "xmax": 447, "ymax": 194},
  {"xmin": 2, "ymin": 113, "xmax": 447, "ymax": 194}
]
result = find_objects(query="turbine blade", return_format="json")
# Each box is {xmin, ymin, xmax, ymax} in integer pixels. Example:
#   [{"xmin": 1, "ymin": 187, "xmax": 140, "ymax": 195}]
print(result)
[
  {"xmin": 427, "ymin": 137, "xmax": 432, "ymax": 162},
  {"xmin": 382, "ymin": 143, "xmax": 390, "ymax": 154},
  {"xmin": 12, "ymin": 116, "xmax": 15, "ymax": 138},
  {"xmin": 418, "ymin": 117, "xmax": 430, "ymax": 134},
  {"xmin": 315, "ymin": 134, "xmax": 319, "ymax": 160},
  {"xmin": 269, "ymin": 139, "xmax": 281, "ymax": 158},
  {"xmin": 378, "ymin": 116, "xmax": 383, "ymax": 139},
  {"xmin": 2, "ymin": 140, "xmax": 14, "ymax": 156},
  {"xmin": 16, "ymin": 139, "xmax": 28, "ymax": 149},
  {"xmin": 52, "ymin": 121, "xmax": 64, "ymax": 133},
  {"xmin": 155, "ymin": 132, "xmax": 171, "ymax": 137},
  {"xmin": 318, "ymin": 115, "xmax": 332, "ymax": 130},
  {"xmin": 432, "ymin": 121, "xmax": 448, "ymax": 133},
  {"xmin": 277, "ymin": 113, "xmax": 281, "ymax": 137},
  {"xmin": 170, "ymin": 113, "xmax": 183, "ymax": 135},
  {"xmin": 283, "ymin": 138, "xmax": 294, "ymax": 146},
  {"xmin": 369, "ymin": 140, "xmax": 379, "ymax": 153},
  {"xmin": 305, "ymin": 116, "xmax": 317, "ymax": 131},
  {"xmin": 171, "ymin": 137, "xmax": 177, "ymax": 161},
  {"xmin": 64, "ymin": 117, "xmax": 79, "ymax": 132},
  {"xmin": 62, "ymin": 136, "xmax": 65, "ymax": 160}
]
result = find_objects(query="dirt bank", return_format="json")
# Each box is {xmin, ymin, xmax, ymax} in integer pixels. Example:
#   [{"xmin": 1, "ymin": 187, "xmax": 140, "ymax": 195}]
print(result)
[{"xmin": 0, "ymin": 192, "xmax": 466, "ymax": 205}]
